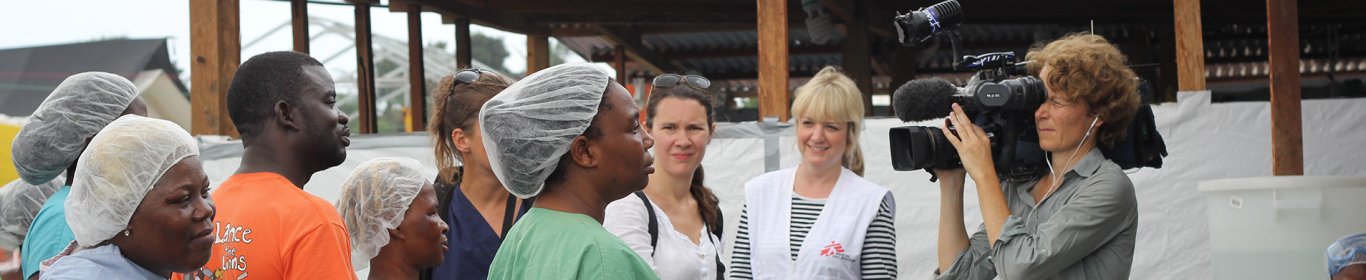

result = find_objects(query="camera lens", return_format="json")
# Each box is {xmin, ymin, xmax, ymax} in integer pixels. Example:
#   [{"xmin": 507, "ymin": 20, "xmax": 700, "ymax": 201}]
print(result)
[{"xmin": 890, "ymin": 126, "xmax": 961, "ymax": 171}]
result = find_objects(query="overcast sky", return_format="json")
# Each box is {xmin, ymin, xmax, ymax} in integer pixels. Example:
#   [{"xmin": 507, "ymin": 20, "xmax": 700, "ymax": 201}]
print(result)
[{"xmin": 0, "ymin": 0, "xmax": 599, "ymax": 86}]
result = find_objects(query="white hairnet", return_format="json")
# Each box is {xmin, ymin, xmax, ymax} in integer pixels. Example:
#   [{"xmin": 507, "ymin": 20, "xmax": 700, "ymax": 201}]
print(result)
[
  {"xmin": 0, "ymin": 177, "xmax": 64, "ymax": 250},
  {"xmin": 12, "ymin": 72, "xmax": 139, "ymax": 185},
  {"xmin": 479, "ymin": 63, "xmax": 610, "ymax": 198},
  {"xmin": 336, "ymin": 157, "xmax": 428, "ymax": 270},
  {"xmin": 65, "ymin": 115, "xmax": 199, "ymax": 247}
]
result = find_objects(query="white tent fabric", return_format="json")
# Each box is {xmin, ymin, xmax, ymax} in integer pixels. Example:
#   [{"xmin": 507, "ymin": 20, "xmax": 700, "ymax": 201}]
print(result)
[{"xmin": 198, "ymin": 92, "xmax": 1366, "ymax": 279}]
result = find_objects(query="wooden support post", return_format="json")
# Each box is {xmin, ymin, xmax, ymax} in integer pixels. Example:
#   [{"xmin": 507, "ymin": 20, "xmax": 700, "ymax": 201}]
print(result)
[
  {"xmin": 1267, "ymin": 0, "xmax": 1303, "ymax": 175},
  {"xmin": 757, "ymin": 0, "xmax": 789, "ymax": 122},
  {"xmin": 526, "ymin": 33, "xmax": 550, "ymax": 75},
  {"xmin": 1173, "ymin": 0, "xmax": 1206, "ymax": 91},
  {"xmin": 406, "ymin": 4, "xmax": 426, "ymax": 131},
  {"xmin": 190, "ymin": 0, "xmax": 241, "ymax": 137},
  {"xmin": 841, "ymin": 0, "xmax": 873, "ymax": 115},
  {"xmin": 291, "ymin": 0, "xmax": 309, "ymax": 53},
  {"xmin": 615, "ymin": 45, "xmax": 627, "ymax": 84},
  {"xmin": 456, "ymin": 17, "xmax": 472, "ymax": 69},
  {"xmin": 354, "ymin": 1, "xmax": 378, "ymax": 134}
]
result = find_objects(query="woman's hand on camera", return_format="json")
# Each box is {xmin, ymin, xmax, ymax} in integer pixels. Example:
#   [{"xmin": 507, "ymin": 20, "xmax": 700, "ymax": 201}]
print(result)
[{"xmin": 941, "ymin": 103, "xmax": 998, "ymax": 183}]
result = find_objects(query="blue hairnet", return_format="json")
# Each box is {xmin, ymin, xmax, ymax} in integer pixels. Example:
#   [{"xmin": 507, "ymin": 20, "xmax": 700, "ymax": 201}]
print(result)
[
  {"xmin": 12, "ymin": 72, "xmax": 139, "ymax": 185},
  {"xmin": 1328, "ymin": 233, "xmax": 1366, "ymax": 277}
]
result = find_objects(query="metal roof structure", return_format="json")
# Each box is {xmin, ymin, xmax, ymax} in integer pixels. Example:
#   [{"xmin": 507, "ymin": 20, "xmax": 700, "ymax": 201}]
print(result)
[
  {"xmin": 399, "ymin": 0, "xmax": 1366, "ymax": 104},
  {"xmin": 186, "ymin": 0, "xmax": 1348, "ymax": 176}
]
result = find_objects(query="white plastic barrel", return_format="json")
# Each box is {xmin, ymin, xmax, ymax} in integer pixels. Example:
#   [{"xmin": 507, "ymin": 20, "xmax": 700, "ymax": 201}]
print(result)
[{"xmin": 1199, "ymin": 176, "xmax": 1366, "ymax": 280}]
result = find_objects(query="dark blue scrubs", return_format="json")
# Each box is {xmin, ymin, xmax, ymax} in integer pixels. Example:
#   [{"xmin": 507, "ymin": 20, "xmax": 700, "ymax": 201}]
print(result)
[{"xmin": 427, "ymin": 179, "xmax": 531, "ymax": 280}]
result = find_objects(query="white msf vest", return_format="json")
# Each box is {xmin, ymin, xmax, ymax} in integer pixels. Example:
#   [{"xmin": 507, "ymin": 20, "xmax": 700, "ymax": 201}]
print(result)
[{"xmin": 744, "ymin": 167, "xmax": 893, "ymax": 280}]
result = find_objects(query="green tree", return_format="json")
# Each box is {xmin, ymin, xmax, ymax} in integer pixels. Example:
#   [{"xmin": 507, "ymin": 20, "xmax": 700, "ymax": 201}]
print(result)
[
  {"xmin": 376, "ymin": 103, "xmax": 406, "ymax": 133},
  {"xmin": 549, "ymin": 40, "xmax": 575, "ymax": 66},
  {"xmin": 471, "ymin": 32, "xmax": 512, "ymax": 75}
]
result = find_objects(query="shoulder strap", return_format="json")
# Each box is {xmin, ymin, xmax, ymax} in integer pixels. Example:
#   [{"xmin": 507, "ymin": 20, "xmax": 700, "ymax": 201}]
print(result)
[
  {"xmin": 437, "ymin": 177, "xmax": 458, "ymax": 221},
  {"xmin": 435, "ymin": 168, "xmax": 463, "ymax": 216},
  {"xmin": 709, "ymin": 204, "xmax": 724, "ymax": 241},
  {"xmin": 700, "ymin": 193, "xmax": 727, "ymax": 278},
  {"xmin": 635, "ymin": 191, "xmax": 659, "ymax": 257},
  {"xmin": 715, "ymin": 249, "xmax": 726, "ymax": 280},
  {"xmin": 499, "ymin": 193, "xmax": 517, "ymax": 241},
  {"xmin": 710, "ymin": 211, "xmax": 726, "ymax": 280}
]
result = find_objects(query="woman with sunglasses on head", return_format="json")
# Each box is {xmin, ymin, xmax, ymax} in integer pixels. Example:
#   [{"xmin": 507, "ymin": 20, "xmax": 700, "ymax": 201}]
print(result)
[
  {"xmin": 729, "ymin": 66, "xmax": 898, "ymax": 280},
  {"xmin": 424, "ymin": 69, "xmax": 531, "ymax": 280},
  {"xmin": 604, "ymin": 74, "xmax": 725, "ymax": 280}
]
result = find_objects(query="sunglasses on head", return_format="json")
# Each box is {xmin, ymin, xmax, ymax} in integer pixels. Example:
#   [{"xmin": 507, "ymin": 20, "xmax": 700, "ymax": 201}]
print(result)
[
  {"xmin": 454, "ymin": 68, "xmax": 490, "ymax": 85},
  {"xmin": 652, "ymin": 74, "xmax": 711, "ymax": 90}
]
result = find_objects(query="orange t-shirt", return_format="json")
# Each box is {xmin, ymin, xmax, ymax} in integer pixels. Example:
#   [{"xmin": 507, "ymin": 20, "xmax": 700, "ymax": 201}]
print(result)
[{"xmin": 176, "ymin": 172, "xmax": 356, "ymax": 280}]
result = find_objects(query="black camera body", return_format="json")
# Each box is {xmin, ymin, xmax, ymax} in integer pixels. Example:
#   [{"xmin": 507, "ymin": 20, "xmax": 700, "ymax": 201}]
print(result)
[{"xmin": 889, "ymin": 52, "xmax": 1050, "ymax": 182}]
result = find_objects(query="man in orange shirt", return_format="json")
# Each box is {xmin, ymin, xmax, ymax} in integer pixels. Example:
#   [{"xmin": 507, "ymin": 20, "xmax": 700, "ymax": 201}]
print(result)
[{"xmin": 180, "ymin": 51, "xmax": 354, "ymax": 280}]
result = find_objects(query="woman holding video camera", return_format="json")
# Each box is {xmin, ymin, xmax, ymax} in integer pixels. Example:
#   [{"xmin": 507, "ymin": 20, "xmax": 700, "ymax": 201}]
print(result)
[{"xmin": 934, "ymin": 33, "xmax": 1141, "ymax": 280}]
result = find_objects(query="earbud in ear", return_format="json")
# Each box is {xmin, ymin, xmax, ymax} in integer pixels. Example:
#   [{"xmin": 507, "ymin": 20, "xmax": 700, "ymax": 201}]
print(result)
[{"xmin": 1082, "ymin": 116, "xmax": 1101, "ymax": 139}]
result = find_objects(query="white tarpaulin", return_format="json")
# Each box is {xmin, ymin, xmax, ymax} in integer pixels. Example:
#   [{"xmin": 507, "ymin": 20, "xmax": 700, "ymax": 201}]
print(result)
[{"xmin": 198, "ymin": 92, "xmax": 1366, "ymax": 279}]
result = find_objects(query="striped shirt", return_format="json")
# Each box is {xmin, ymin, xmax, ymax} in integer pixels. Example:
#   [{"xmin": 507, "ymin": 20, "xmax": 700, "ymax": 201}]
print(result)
[{"xmin": 729, "ymin": 195, "xmax": 898, "ymax": 279}]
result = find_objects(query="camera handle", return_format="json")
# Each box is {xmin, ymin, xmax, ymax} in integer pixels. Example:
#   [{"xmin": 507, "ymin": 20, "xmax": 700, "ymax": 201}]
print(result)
[{"xmin": 946, "ymin": 30, "xmax": 964, "ymax": 71}]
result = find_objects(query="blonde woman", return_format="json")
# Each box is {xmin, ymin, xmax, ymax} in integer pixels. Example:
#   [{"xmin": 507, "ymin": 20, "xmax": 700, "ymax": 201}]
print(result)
[{"xmin": 729, "ymin": 66, "xmax": 897, "ymax": 279}]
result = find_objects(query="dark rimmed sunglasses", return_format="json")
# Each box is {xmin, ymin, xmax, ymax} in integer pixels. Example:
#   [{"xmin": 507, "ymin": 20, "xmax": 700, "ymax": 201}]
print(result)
[
  {"xmin": 454, "ymin": 68, "xmax": 490, "ymax": 85},
  {"xmin": 652, "ymin": 74, "xmax": 711, "ymax": 90}
]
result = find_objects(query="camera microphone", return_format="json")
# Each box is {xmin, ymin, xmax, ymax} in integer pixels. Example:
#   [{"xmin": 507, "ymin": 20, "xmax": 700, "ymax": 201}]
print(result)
[
  {"xmin": 894, "ymin": 0, "xmax": 964, "ymax": 47},
  {"xmin": 892, "ymin": 78, "xmax": 958, "ymax": 122}
]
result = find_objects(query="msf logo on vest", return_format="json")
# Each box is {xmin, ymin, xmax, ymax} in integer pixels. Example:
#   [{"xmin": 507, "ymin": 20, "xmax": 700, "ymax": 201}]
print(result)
[{"xmin": 821, "ymin": 241, "xmax": 855, "ymax": 262}]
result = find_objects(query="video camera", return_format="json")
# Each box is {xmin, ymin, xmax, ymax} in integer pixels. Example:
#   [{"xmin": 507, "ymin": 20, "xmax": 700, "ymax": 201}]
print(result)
[
  {"xmin": 887, "ymin": 0, "xmax": 1167, "ymax": 182},
  {"xmin": 888, "ymin": 52, "xmax": 1050, "ymax": 182}
]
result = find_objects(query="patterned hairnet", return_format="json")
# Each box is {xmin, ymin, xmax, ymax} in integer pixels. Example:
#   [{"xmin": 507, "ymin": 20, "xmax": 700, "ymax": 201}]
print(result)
[
  {"xmin": 479, "ymin": 63, "xmax": 610, "ymax": 198},
  {"xmin": 12, "ymin": 72, "xmax": 139, "ymax": 185},
  {"xmin": 0, "ymin": 177, "xmax": 64, "ymax": 250},
  {"xmin": 1329, "ymin": 233, "xmax": 1366, "ymax": 276},
  {"xmin": 336, "ymin": 157, "xmax": 427, "ymax": 270},
  {"xmin": 65, "ymin": 115, "xmax": 199, "ymax": 247}
]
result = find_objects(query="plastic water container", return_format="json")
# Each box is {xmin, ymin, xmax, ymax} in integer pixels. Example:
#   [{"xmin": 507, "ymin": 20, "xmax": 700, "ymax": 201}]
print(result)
[{"xmin": 1199, "ymin": 176, "xmax": 1366, "ymax": 280}]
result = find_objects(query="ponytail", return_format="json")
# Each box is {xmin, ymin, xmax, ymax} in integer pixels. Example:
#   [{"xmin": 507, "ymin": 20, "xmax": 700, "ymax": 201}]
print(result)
[{"xmin": 688, "ymin": 166, "xmax": 722, "ymax": 233}]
